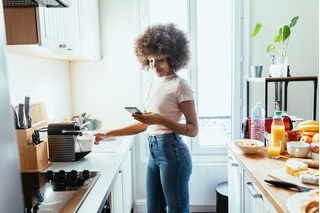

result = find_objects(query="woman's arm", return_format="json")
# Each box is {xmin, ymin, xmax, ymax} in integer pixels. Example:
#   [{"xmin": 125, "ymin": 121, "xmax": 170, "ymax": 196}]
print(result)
[
  {"xmin": 179, "ymin": 100, "xmax": 198, "ymax": 137},
  {"xmin": 132, "ymin": 100, "xmax": 198, "ymax": 137},
  {"xmin": 94, "ymin": 122, "xmax": 148, "ymax": 144}
]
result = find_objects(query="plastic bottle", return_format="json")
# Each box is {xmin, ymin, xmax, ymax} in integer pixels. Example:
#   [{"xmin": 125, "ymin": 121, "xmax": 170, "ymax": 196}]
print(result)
[
  {"xmin": 251, "ymin": 102, "xmax": 265, "ymax": 142},
  {"xmin": 271, "ymin": 111, "xmax": 285, "ymax": 154}
]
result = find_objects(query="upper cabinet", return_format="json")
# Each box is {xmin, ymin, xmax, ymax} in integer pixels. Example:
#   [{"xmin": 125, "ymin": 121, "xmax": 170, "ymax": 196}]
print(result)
[
  {"xmin": 37, "ymin": 0, "xmax": 82, "ymax": 57},
  {"xmin": 3, "ymin": 0, "xmax": 101, "ymax": 61}
]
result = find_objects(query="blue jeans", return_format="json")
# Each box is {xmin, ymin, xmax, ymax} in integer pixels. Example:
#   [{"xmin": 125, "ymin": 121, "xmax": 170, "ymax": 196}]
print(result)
[{"xmin": 147, "ymin": 133, "xmax": 192, "ymax": 213}]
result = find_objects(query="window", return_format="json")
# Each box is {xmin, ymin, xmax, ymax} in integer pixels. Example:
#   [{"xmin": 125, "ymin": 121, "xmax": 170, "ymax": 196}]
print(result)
[{"xmin": 139, "ymin": 0, "xmax": 241, "ymax": 157}]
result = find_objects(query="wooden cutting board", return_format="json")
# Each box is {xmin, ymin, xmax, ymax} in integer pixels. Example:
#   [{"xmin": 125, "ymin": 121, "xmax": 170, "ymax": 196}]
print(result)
[{"xmin": 268, "ymin": 168, "xmax": 319, "ymax": 189}]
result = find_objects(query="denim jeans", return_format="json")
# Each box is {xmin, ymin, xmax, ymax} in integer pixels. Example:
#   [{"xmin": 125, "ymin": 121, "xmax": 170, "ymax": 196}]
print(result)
[{"xmin": 147, "ymin": 133, "xmax": 192, "ymax": 213}]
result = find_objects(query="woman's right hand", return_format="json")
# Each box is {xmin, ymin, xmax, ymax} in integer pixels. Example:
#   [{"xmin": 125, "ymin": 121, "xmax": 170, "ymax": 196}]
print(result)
[{"xmin": 93, "ymin": 132, "xmax": 110, "ymax": 145}]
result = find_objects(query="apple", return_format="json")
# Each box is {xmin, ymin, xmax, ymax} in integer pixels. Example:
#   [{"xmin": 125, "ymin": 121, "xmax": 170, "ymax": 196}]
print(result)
[
  {"xmin": 312, "ymin": 133, "xmax": 319, "ymax": 142},
  {"xmin": 300, "ymin": 135, "xmax": 313, "ymax": 143}
]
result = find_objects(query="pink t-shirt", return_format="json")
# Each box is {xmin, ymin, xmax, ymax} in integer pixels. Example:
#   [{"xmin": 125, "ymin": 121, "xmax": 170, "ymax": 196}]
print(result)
[{"xmin": 144, "ymin": 73, "xmax": 194, "ymax": 136}]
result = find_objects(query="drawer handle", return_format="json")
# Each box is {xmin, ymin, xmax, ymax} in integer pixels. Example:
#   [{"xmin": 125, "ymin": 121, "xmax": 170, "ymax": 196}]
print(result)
[
  {"xmin": 228, "ymin": 156, "xmax": 238, "ymax": 167},
  {"xmin": 59, "ymin": 44, "xmax": 67, "ymax": 48},
  {"xmin": 245, "ymin": 181, "xmax": 262, "ymax": 198}
]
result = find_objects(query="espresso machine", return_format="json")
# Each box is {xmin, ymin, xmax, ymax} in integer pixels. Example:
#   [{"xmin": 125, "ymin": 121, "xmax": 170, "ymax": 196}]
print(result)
[{"xmin": 47, "ymin": 122, "xmax": 90, "ymax": 161}]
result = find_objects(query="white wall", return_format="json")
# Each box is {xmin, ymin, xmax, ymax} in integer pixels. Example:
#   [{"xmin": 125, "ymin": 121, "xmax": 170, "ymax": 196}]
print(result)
[
  {"xmin": 6, "ymin": 52, "xmax": 72, "ymax": 122},
  {"xmin": 70, "ymin": 0, "xmax": 140, "ymax": 130},
  {"xmin": 249, "ymin": 0, "xmax": 319, "ymax": 120}
]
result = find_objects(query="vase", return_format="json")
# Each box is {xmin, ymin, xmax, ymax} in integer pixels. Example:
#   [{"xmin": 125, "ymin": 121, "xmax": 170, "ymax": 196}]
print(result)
[{"xmin": 276, "ymin": 57, "xmax": 288, "ymax": 77}]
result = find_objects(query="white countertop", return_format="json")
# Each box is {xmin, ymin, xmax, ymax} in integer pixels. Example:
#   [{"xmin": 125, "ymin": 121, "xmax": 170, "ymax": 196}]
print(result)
[{"xmin": 44, "ymin": 135, "xmax": 135, "ymax": 213}]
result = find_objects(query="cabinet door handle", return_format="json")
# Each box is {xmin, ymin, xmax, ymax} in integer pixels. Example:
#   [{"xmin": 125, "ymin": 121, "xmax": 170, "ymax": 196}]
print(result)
[
  {"xmin": 245, "ymin": 181, "xmax": 262, "ymax": 198},
  {"xmin": 59, "ymin": 44, "xmax": 67, "ymax": 48},
  {"xmin": 228, "ymin": 156, "xmax": 238, "ymax": 167},
  {"xmin": 231, "ymin": 163, "xmax": 238, "ymax": 167}
]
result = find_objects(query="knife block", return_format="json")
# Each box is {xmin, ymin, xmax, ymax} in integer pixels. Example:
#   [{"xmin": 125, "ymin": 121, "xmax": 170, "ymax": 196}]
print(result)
[{"xmin": 16, "ymin": 127, "xmax": 51, "ymax": 173}]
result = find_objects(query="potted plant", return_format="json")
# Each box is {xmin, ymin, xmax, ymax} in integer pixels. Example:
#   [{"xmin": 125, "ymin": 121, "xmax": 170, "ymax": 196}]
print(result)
[
  {"xmin": 251, "ymin": 16, "xmax": 299, "ymax": 77},
  {"xmin": 251, "ymin": 16, "xmax": 299, "ymax": 58}
]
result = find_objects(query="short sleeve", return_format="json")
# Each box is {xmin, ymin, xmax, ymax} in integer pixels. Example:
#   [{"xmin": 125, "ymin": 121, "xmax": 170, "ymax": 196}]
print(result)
[{"xmin": 176, "ymin": 79, "xmax": 194, "ymax": 103}]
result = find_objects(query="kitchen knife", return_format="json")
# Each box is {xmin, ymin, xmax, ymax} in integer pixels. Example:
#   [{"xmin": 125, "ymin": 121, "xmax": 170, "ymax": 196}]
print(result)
[
  {"xmin": 18, "ymin": 103, "xmax": 26, "ymax": 129},
  {"xmin": 11, "ymin": 105, "xmax": 19, "ymax": 129},
  {"xmin": 265, "ymin": 180, "xmax": 314, "ymax": 192},
  {"xmin": 25, "ymin": 96, "xmax": 32, "ymax": 128}
]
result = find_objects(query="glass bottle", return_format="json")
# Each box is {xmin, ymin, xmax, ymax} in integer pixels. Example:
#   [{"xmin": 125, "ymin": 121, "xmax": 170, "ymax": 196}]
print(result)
[{"xmin": 271, "ymin": 111, "xmax": 285, "ymax": 154}]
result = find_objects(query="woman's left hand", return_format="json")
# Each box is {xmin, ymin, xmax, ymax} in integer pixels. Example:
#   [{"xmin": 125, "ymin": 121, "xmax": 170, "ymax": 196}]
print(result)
[{"xmin": 132, "ymin": 112, "xmax": 162, "ymax": 125}]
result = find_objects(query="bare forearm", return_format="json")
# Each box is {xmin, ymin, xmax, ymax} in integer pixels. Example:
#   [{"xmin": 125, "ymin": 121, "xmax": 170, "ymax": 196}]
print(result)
[
  {"xmin": 107, "ymin": 122, "xmax": 147, "ymax": 137},
  {"xmin": 160, "ymin": 117, "xmax": 198, "ymax": 137}
]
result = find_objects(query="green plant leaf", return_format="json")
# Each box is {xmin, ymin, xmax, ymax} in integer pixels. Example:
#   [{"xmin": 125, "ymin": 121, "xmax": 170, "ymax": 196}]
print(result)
[
  {"xmin": 274, "ymin": 35, "xmax": 281, "ymax": 42},
  {"xmin": 251, "ymin": 23, "xmax": 262, "ymax": 38},
  {"xmin": 279, "ymin": 28, "xmax": 282, "ymax": 36},
  {"xmin": 282, "ymin": 25, "xmax": 291, "ymax": 42},
  {"xmin": 290, "ymin": 16, "xmax": 299, "ymax": 28},
  {"xmin": 267, "ymin": 44, "xmax": 275, "ymax": 52}
]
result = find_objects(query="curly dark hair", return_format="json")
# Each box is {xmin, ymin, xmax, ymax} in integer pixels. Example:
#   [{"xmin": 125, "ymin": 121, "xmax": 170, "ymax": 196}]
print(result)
[{"xmin": 134, "ymin": 23, "xmax": 191, "ymax": 71}]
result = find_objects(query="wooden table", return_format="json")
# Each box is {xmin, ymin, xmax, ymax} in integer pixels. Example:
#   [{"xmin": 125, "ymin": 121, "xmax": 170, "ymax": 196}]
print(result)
[{"xmin": 227, "ymin": 142, "xmax": 319, "ymax": 213}]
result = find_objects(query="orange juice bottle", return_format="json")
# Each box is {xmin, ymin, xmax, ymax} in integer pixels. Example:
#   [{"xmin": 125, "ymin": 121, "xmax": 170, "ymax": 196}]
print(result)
[{"xmin": 271, "ymin": 111, "xmax": 285, "ymax": 154}]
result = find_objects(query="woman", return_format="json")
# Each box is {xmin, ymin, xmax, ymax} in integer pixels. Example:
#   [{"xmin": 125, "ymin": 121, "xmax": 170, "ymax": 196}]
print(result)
[{"xmin": 94, "ymin": 23, "xmax": 198, "ymax": 213}]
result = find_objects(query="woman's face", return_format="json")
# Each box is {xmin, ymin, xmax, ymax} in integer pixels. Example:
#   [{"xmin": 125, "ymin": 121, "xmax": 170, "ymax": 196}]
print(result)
[{"xmin": 148, "ymin": 55, "xmax": 173, "ymax": 77}]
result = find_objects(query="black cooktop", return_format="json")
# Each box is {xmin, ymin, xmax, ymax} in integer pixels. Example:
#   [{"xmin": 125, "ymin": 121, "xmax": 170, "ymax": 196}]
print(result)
[{"xmin": 21, "ymin": 170, "xmax": 100, "ymax": 213}]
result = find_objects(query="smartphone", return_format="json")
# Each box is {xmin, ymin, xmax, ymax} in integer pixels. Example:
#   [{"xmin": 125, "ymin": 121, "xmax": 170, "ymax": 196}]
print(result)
[{"xmin": 125, "ymin": 107, "xmax": 143, "ymax": 114}]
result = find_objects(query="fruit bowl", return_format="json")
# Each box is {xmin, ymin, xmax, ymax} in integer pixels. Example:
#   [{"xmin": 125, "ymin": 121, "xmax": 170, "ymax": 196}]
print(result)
[{"xmin": 234, "ymin": 139, "xmax": 264, "ymax": 154}]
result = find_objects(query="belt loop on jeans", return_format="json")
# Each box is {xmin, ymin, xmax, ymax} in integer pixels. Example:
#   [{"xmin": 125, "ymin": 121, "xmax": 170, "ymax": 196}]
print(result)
[
  {"xmin": 148, "ymin": 135, "xmax": 157, "ymax": 143},
  {"xmin": 173, "ymin": 132, "xmax": 178, "ymax": 140}
]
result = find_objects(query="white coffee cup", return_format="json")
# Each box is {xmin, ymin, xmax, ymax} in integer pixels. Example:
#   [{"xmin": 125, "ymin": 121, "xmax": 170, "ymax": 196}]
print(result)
[
  {"xmin": 75, "ymin": 135, "xmax": 96, "ymax": 152},
  {"xmin": 287, "ymin": 142, "xmax": 310, "ymax": 158}
]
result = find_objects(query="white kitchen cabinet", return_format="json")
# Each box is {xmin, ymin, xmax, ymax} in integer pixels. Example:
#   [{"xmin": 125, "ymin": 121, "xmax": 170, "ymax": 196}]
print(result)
[
  {"xmin": 77, "ymin": 0, "xmax": 101, "ymax": 60},
  {"xmin": 37, "ymin": 0, "xmax": 81, "ymax": 56},
  {"xmin": 111, "ymin": 171, "xmax": 124, "ymax": 213},
  {"xmin": 244, "ymin": 171, "xmax": 277, "ymax": 213},
  {"xmin": 228, "ymin": 151, "xmax": 277, "ymax": 213},
  {"xmin": 37, "ymin": 0, "xmax": 100, "ymax": 60},
  {"xmin": 228, "ymin": 154, "xmax": 244, "ymax": 213},
  {"xmin": 111, "ymin": 149, "xmax": 133, "ymax": 213},
  {"xmin": 6, "ymin": 0, "xmax": 100, "ymax": 61},
  {"xmin": 122, "ymin": 149, "xmax": 133, "ymax": 213}
]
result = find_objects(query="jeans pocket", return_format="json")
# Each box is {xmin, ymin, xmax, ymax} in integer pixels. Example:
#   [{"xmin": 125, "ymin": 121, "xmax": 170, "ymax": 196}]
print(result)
[{"xmin": 179, "ymin": 145, "xmax": 192, "ymax": 167}]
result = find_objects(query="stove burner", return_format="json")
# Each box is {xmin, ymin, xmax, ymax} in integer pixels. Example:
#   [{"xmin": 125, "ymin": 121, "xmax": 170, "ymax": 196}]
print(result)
[{"xmin": 21, "ymin": 170, "xmax": 100, "ymax": 213}]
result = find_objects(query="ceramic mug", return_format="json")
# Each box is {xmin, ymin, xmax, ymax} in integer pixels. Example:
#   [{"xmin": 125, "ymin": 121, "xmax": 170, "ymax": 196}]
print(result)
[
  {"xmin": 287, "ymin": 142, "xmax": 310, "ymax": 158},
  {"xmin": 75, "ymin": 135, "xmax": 96, "ymax": 152}
]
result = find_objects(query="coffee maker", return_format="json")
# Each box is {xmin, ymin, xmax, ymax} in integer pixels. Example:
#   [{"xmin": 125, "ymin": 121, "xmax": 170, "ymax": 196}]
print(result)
[{"xmin": 47, "ymin": 122, "xmax": 90, "ymax": 161}]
